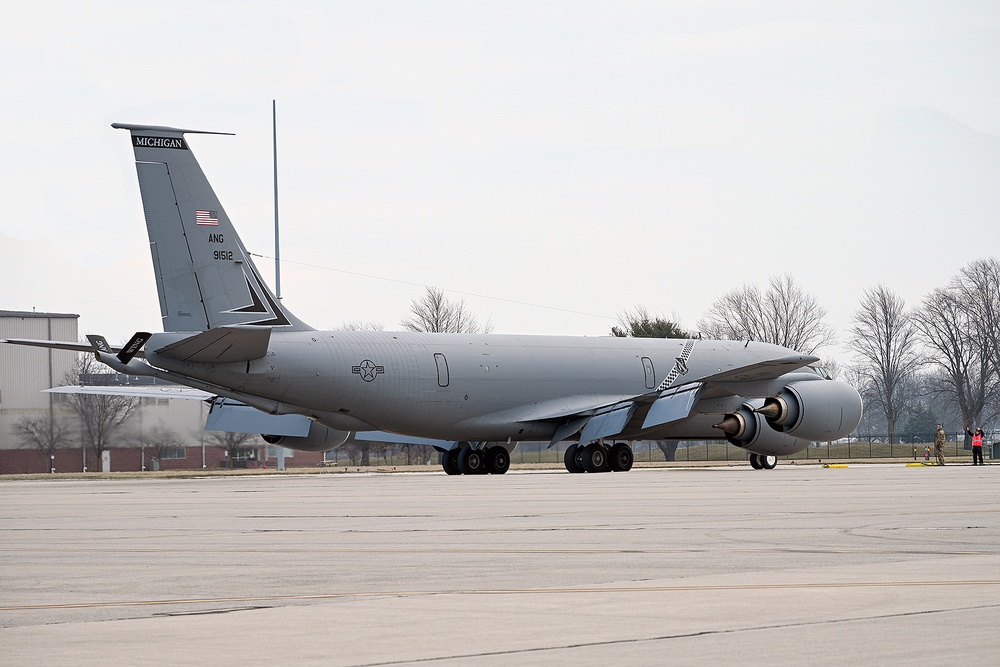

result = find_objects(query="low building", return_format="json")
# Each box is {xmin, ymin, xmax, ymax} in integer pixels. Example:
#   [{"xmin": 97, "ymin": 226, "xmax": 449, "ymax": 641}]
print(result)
[{"xmin": 1, "ymin": 311, "xmax": 323, "ymax": 473}]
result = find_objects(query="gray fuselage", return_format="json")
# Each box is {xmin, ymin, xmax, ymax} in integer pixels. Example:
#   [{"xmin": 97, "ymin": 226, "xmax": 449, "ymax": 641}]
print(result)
[{"xmin": 145, "ymin": 331, "xmax": 812, "ymax": 442}]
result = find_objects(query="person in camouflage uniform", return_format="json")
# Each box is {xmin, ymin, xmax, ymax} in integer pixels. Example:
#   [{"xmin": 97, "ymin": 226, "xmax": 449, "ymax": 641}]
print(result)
[{"xmin": 934, "ymin": 424, "xmax": 946, "ymax": 465}]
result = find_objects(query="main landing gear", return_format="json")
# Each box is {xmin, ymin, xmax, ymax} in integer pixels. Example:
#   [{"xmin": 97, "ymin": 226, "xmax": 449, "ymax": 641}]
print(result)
[
  {"xmin": 563, "ymin": 442, "xmax": 634, "ymax": 473},
  {"xmin": 748, "ymin": 453, "xmax": 777, "ymax": 470},
  {"xmin": 440, "ymin": 445, "xmax": 511, "ymax": 475}
]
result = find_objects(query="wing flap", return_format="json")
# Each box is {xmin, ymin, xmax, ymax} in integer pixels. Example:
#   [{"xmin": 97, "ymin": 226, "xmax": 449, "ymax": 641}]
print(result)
[
  {"xmin": 549, "ymin": 416, "xmax": 590, "ymax": 447},
  {"xmin": 640, "ymin": 383, "xmax": 703, "ymax": 430},
  {"xmin": 578, "ymin": 402, "xmax": 635, "ymax": 445}
]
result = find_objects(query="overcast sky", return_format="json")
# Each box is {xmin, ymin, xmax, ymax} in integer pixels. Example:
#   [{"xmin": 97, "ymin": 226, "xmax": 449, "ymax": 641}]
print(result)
[{"xmin": 2, "ymin": 1, "xmax": 998, "ymax": 363}]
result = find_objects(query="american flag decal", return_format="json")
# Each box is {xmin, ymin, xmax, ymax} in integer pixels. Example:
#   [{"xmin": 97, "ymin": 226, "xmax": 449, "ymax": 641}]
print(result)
[{"xmin": 195, "ymin": 210, "xmax": 219, "ymax": 226}]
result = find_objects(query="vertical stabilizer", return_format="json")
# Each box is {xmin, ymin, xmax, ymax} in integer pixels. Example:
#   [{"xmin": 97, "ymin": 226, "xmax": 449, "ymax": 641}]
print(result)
[{"xmin": 112, "ymin": 123, "xmax": 311, "ymax": 333}]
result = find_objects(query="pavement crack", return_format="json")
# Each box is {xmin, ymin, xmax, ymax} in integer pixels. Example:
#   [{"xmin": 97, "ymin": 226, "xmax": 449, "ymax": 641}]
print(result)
[
  {"xmin": 153, "ymin": 605, "xmax": 271, "ymax": 617},
  {"xmin": 352, "ymin": 602, "xmax": 1000, "ymax": 666}
]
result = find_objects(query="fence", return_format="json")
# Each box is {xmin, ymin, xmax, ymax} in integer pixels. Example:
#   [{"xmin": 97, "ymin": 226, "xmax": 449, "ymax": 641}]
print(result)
[{"xmin": 321, "ymin": 431, "xmax": 998, "ymax": 467}]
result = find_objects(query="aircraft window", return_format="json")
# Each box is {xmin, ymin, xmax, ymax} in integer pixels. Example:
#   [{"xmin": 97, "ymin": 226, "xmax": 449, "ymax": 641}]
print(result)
[{"xmin": 434, "ymin": 353, "xmax": 450, "ymax": 387}]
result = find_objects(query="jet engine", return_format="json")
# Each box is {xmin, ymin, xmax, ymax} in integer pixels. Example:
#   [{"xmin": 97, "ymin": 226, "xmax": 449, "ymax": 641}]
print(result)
[
  {"xmin": 262, "ymin": 421, "xmax": 351, "ymax": 453},
  {"xmin": 756, "ymin": 380, "xmax": 863, "ymax": 442},
  {"xmin": 713, "ymin": 401, "xmax": 804, "ymax": 456}
]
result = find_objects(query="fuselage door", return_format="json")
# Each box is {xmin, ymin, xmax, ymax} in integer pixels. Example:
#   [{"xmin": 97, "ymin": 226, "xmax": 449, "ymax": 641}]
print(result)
[
  {"xmin": 642, "ymin": 356, "xmax": 655, "ymax": 389},
  {"xmin": 434, "ymin": 353, "xmax": 450, "ymax": 387}
]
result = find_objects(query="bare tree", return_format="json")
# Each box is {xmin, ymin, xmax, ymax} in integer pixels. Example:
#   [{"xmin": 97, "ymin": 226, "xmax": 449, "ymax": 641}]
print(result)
[
  {"xmin": 339, "ymin": 320, "xmax": 385, "ymax": 331},
  {"xmin": 401, "ymin": 287, "xmax": 493, "ymax": 333},
  {"xmin": 372, "ymin": 442, "xmax": 395, "ymax": 465},
  {"xmin": 14, "ymin": 414, "xmax": 73, "ymax": 471},
  {"xmin": 139, "ymin": 427, "xmax": 182, "ymax": 470},
  {"xmin": 611, "ymin": 306, "xmax": 690, "ymax": 338},
  {"xmin": 915, "ymin": 282, "xmax": 1000, "ymax": 441},
  {"xmin": 843, "ymin": 362, "xmax": 887, "ymax": 435},
  {"xmin": 63, "ymin": 353, "xmax": 140, "ymax": 466},
  {"xmin": 207, "ymin": 430, "xmax": 257, "ymax": 468},
  {"xmin": 848, "ymin": 285, "xmax": 923, "ymax": 443},
  {"xmin": 343, "ymin": 441, "xmax": 371, "ymax": 466},
  {"xmin": 697, "ymin": 274, "xmax": 835, "ymax": 354},
  {"xmin": 952, "ymin": 258, "xmax": 1000, "ymax": 378}
]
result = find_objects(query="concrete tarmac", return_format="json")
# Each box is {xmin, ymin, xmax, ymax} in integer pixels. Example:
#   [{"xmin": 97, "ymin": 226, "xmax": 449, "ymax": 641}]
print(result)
[{"xmin": 2, "ymin": 464, "xmax": 999, "ymax": 665}]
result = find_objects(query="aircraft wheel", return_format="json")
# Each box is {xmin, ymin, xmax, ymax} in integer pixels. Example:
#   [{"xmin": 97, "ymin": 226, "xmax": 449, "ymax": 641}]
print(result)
[
  {"xmin": 564, "ymin": 444, "xmax": 585, "ymax": 473},
  {"xmin": 441, "ymin": 449, "xmax": 462, "ymax": 475},
  {"xmin": 610, "ymin": 442, "xmax": 633, "ymax": 472},
  {"xmin": 457, "ymin": 447, "xmax": 485, "ymax": 475},
  {"xmin": 584, "ymin": 444, "xmax": 609, "ymax": 473},
  {"xmin": 486, "ymin": 446, "xmax": 510, "ymax": 475},
  {"xmin": 749, "ymin": 453, "xmax": 762, "ymax": 470},
  {"xmin": 761, "ymin": 455, "xmax": 777, "ymax": 470}
]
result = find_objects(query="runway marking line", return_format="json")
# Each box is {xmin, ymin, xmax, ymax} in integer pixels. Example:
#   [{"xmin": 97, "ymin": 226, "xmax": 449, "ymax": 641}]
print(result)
[
  {"xmin": 4, "ymin": 580, "xmax": 1000, "ymax": 613},
  {"xmin": 0, "ymin": 547, "xmax": 994, "ymax": 556}
]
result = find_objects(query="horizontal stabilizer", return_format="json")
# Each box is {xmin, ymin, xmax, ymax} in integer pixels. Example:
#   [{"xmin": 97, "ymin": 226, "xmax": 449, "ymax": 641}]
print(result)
[
  {"xmin": 1, "ymin": 338, "xmax": 101, "ymax": 354},
  {"xmin": 154, "ymin": 326, "xmax": 271, "ymax": 363}
]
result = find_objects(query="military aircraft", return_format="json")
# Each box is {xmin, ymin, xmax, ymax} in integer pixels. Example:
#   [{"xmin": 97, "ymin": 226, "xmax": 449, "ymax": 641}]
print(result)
[{"xmin": 4, "ymin": 123, "xmax": 862, "ymax": 475}]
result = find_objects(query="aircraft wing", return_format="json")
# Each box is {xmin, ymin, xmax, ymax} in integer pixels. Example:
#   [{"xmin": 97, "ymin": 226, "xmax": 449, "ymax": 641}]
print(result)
[
  {"xmin": 699, "ymin": 354, "xmax": 820, "ymax": 383},
  {"xmin": 351, "ymin": 431, "xmax": 456, "ymax": 449},
  {"xmin": 545, "ymin": 382, "xmax": 704, "ymax": 446},
  {"xmin": 539, "ymin": 353, "xmax": 819, "ymax": 446},
  {"xmin": 45, "ymin": 385, "xmax": 213, "ymax": 400}
]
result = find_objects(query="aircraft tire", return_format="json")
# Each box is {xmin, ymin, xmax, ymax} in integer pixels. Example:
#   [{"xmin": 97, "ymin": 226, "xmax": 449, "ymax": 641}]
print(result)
[
  {"xmin": 584, "ymin": 444, "xmax": 609, "ymax": 473},
  {"xmin": 610, "ymin": 442, "xmax": 633, "ymax": 472},
  {"xmin": 761, "ymin": 455, "xmax": 778, "ymax": 470},
  {"xmin": 486, "ymin": 446, "xmax": 510, "ymax": 475},
  {"xmin": 748, "ymin": 454, "xmax": 762, "ymax": 470},
  {"xmin": 457, "ymin": 447, "xmax": 485, "ymax": 475},
  {"xmin": 564, "ymin": 444, "xmax": 585, "ymax": 473},
  {"xmin": 441, "ymin": 449, "xmax": 462, "ymax": 475}
]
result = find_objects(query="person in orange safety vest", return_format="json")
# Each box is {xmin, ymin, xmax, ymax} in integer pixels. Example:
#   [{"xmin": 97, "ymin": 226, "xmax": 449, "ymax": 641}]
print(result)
[{"xmin": 965, "ymin": 425, "xmax": 985, "ymax": 466}]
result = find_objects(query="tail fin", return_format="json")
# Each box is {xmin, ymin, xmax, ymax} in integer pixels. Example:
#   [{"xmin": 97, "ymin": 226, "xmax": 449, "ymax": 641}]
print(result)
[{"xmin": 112, "ymin": 123, "xmax": 311, "ymax": 333}]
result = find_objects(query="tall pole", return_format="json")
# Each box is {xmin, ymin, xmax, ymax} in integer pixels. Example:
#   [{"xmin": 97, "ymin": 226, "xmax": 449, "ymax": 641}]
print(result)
[{"xmin": 272, "ymin": 99, "xmax": 281, "ymax": 300}]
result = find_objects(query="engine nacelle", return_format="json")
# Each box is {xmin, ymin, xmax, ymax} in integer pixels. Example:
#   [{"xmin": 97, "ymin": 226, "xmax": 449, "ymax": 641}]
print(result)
[
  {"xmin": 758, "ymin": 380, "xmax": 863, "ymax": 442},
  {"xmin": 262, "ymin": 421, "xmax": 351, "ymax": 453},
  {"xmin": 714, "ymin": 402, "xmax": 805, "ymax": 456}
]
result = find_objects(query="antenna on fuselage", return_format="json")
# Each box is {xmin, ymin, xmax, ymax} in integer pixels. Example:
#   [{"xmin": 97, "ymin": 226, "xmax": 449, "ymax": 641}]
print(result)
[{"xmin": 272, "ymin": 99, "xmax": 281, "ymax": 300}]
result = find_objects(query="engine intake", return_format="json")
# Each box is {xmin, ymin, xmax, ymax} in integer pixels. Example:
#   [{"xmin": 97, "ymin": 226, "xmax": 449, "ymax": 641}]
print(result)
[{"xmin": 757, "ymin": 380, "xmax": 862, "ymax": 442}]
